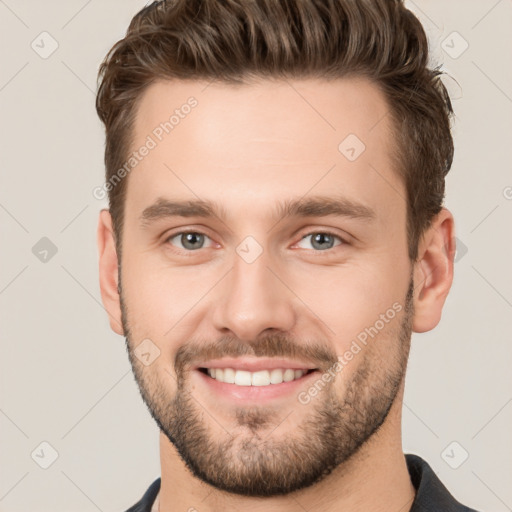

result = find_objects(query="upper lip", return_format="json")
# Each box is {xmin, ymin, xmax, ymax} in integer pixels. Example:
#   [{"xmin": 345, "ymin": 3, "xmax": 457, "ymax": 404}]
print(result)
[{"xmin": 194, "ymin": 357, "xmax": 318, "ymax": 372}]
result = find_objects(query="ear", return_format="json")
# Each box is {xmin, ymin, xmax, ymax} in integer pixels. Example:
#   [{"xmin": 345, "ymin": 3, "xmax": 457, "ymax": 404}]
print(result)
[
  {"xmin": 412, "ymin": 207, "xmax": 456, "ymax": 333},
  {"xmin": 97, "ymin": 209, "xmax": 124, "ymax": 335}
]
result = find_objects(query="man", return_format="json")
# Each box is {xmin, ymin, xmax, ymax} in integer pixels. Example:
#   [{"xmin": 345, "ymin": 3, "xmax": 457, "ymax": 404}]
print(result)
[{"xmin": 95, "ymin": 0, "xmax": 479, "ymax": 510}]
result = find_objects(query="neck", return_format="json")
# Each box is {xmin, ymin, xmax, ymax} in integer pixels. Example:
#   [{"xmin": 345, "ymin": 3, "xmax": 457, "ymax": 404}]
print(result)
[{"xmin": 158, "ymin": 383, "xmax": 416, "ymax": 512}]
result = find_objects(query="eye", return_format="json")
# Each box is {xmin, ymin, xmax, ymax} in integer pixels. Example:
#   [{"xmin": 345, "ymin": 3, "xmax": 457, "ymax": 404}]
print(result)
[
  {"xmin": 165, "ymin": 231, "xmax": 215, "ymax": 251},
  {"xmin": 295, "ymin": 231, "xmax": 345, "ymax": 251}
]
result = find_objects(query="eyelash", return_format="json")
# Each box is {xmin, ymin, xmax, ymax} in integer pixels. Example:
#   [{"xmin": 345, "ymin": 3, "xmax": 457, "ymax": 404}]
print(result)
[{"xmin": 164, "ymin": 229, "xmax": 348, "ymax": 254}]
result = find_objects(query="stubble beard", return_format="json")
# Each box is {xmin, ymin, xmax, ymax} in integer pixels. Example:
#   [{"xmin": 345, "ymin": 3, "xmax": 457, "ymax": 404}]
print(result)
[{"xmin": 120, "ymin": 277, "xmax": 414, "ymax": 497}]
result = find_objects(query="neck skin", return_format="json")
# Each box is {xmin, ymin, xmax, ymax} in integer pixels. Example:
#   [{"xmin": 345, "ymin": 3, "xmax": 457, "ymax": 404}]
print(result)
[{"xmin": 158, "ymin": 379, "xmax": 416, "ymax": 512}]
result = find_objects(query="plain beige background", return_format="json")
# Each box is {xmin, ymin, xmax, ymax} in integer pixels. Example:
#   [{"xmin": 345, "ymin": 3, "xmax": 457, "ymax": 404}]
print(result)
[{"xmin": 0, "ymin": 1, "xmax": 511, "ymax": 511}]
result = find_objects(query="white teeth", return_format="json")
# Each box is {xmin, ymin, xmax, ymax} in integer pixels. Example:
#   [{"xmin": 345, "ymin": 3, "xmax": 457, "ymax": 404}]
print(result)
[
  {"xmin": 204, "ymin": 368, "xmax": 308, "ymax": 386},
  {"xmin": 223, "ymin": 368, "xmax": 236, "ymax": 384},
  {"xmin": 234, "ymin": 370, "xmax": 252, "ymax": 386},
  {"xmin": 283, "ymin": 369, "xmax": 295, "ymax": 382},
  {"xmin": 251, "ymin": 370, "xmax": 271, "ymax": 386},
  {"xmin": 270, "ymin": 368, "xmax": 284, "ymax": 384}
]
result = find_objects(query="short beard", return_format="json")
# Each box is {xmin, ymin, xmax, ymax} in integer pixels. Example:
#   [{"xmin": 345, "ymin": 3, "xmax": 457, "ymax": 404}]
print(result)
[{"xmin": 121, "ymin": 276, "xmax": 414, "ymax": 497}]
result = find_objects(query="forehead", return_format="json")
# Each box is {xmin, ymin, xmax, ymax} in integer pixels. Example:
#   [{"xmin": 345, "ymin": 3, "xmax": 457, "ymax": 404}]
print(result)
[
  {"xmin": 126, "ymin": 76, "xmax": 404, "ymax": 224},
  {"xmin": 134, "ymin": 76, "xmax": 392, "ymax": 157}
]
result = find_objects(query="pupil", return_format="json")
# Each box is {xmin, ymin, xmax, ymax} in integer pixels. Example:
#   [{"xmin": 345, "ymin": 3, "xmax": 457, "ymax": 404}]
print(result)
[
  {"xmin": 183, "ymin": 233, "xmax": 203, "ymax": 250},
  {"xmin": 313, "ymin": 233, "xmax": 333, "ymax": 250}
]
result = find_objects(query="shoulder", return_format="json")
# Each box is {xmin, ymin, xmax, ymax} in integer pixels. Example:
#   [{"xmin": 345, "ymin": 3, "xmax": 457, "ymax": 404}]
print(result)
[
  {"xmin": 124, "ymin": 477, "xmax": 161, "ymax": 512},
  {"xmin": 406, "ymin": 454, "xmax": 481, "ymax": 512}
]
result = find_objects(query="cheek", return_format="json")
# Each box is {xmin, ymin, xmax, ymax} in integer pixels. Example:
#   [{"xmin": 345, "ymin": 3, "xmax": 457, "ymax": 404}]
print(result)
[
  {"xmin": 287, "ymin": 261, "xmax": 404, "ymax": 337},
  {"xmin": 121, "ymin": 250, "xmax": 217, "ymax": 332},
  {"xmin": 287, "ymin": 263, "xmax": 409, "ymax": 384}
]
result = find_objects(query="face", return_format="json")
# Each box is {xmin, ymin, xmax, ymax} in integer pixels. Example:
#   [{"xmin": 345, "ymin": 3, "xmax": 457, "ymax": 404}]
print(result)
[{"xmin": 117, "ymin": 77, "xmax": 415, "ymax": 496}]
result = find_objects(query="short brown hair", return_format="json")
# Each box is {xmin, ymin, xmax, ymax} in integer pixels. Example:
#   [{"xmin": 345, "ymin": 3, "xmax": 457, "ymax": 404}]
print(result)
[{"xmin": 96, "ymin": 0, "xmax": 454, "ymax": 262}]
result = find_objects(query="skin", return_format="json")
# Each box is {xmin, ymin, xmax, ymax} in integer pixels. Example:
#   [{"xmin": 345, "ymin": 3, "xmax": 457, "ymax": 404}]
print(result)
[{"xmin": 97, "ymin": 77, "xmax": 455, "ymax": 512}]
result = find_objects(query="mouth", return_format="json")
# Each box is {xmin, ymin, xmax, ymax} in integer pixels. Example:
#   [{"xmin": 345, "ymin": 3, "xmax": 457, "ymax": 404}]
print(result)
[
  {"xmin": 198, "ymin": 367, "xmax": 318, "ymax": 386},
  {"xmin": 191, "ymin": 357, "xmax": 323, "ymax": 402},
  {"xmin": 193, "ymin": 362, "xmax": 322, "ymax": 403}
]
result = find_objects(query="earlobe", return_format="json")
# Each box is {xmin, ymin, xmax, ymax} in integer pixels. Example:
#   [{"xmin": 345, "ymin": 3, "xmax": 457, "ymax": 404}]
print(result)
[
  {"xmin": 412, "ymin": 208, "xmax": 456, "ymax": 333},
  {"xmin": 97, "ymin": 209, "xmax": 124, "ymax": 335}
]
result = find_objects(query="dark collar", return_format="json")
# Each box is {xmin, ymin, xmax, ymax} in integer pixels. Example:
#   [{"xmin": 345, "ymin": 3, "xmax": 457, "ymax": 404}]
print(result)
[
  {"xmin": 406, "ymin": 453, "xmax": 479, "ymax": 511},
  {"xmin": 125, "ymin": 454, "xmax": 479, "ymax": 511}
]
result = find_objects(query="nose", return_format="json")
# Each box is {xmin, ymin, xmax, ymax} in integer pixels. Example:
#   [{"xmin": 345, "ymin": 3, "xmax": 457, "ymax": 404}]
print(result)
[{"xmin": 211, "ymin": 249, "xmax": 296, "ymax": 341}]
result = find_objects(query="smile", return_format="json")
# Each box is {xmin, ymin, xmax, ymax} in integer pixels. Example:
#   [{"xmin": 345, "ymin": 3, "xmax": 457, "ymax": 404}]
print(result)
[{"xmin": 200, "ymin": 367, "xmax": 317, "ymax": 386}]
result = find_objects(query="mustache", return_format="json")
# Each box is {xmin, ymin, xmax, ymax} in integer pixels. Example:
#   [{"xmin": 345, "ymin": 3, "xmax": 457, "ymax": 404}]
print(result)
[{"xmin": 174, "ymin": 334, "xmax": 339, "ymax": 376}]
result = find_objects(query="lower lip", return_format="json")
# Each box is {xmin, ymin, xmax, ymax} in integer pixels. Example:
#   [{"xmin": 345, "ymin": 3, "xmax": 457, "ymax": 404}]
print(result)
[{"xmin": 194, "ymin": 369, "xmax": 320, "ymax": 403}]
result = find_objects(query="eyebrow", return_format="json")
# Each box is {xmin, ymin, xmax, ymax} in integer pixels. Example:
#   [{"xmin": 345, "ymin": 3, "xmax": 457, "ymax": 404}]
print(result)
[{"xmin": 139, "ymin": 194, "xmax": 376, "ymax": 228}]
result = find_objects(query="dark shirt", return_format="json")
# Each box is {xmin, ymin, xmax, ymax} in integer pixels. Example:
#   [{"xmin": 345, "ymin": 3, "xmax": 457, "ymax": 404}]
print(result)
[{"xmin": 125, "ymin": 453, "xmax": 480, "ymax": 511}]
